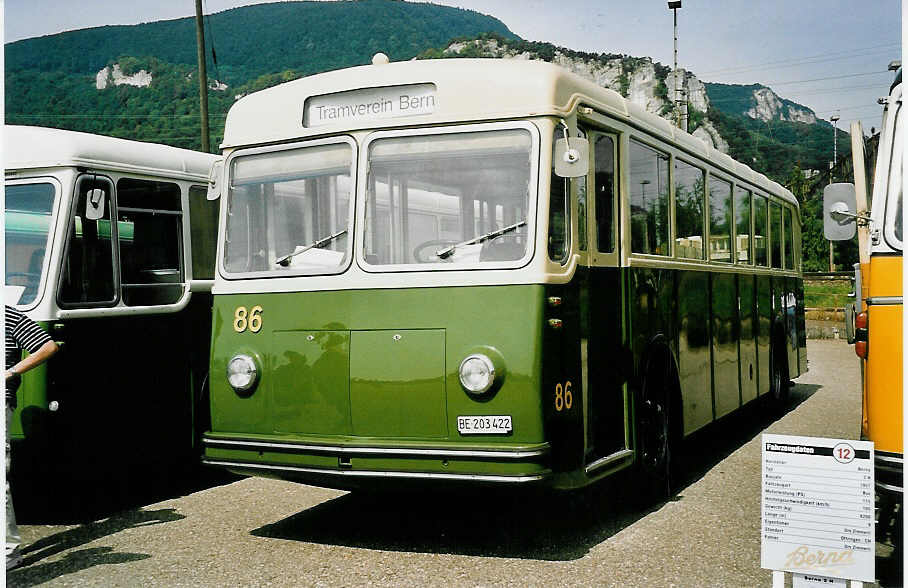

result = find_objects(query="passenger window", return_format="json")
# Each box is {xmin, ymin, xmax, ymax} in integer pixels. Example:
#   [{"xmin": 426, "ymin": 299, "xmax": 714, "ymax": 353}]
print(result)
[
  {"xmin": 117, "ymin": 179, "xmax": 184, "ymax": 306},
  {"xmin": 674, "ymin": 160, "xmax": 705, "ymax": 260},
  {"xmin": 770, "ymin": 201, "xmax": 783, "ymax": 269},
  {"xmin": 783, "ymin": 206, "xmax": 794, "ymax": 270},
  {"xmin": 189, "ymin": 185, "xmax": 218, "ymax": 280},
  {"xmin": 753, "ymin": 195, "xmax": 768, "ymax": 266},
  {"xmin": 594, "ymin": 135, "xmax": 616, "ymax": 253},
  {"xmin": 734, "ymin": 186, "xmax": 751, "ymax": 264},
  {"xmin": 59, "ymin": 176, "xmax": 117, "ymax": 306},
  {"xmin": 629, "ymin": 140, "xmax": 670, "ymax": 256},
  {"xmin": 708, "ymin": 176, "xmax": 732, "ymax": 262}
]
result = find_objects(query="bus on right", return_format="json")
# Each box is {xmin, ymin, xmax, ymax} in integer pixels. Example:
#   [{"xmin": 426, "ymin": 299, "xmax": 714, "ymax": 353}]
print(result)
[{"xmin": 824, "ymin": 63, "xmax": 903, "ymax": 551}]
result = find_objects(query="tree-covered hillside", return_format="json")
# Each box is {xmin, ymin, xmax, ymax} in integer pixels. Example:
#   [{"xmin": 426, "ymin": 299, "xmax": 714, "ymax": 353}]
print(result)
[
  {"xmin": 5, "ymin": 0, "xmax": 514, "ymax": 149},
  {"xmin": 6, "ymin": 0, "xmax": 514, "ymax": 83}
]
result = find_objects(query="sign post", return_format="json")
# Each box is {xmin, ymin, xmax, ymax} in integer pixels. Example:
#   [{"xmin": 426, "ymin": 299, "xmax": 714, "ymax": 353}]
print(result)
[{"xmin": 761, "ymin": 434, "xmax": 874, "ymax": 586}]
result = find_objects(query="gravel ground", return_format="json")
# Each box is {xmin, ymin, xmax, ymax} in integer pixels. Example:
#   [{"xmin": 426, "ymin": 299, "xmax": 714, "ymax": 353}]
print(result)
[{"xmin": 9, "ymin": 340, "xmax": 901, "ymax": 587}]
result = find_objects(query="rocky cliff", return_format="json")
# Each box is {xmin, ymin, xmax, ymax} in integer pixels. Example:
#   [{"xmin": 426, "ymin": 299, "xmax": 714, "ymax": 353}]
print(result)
[{"xmin": 437, "ymin": 37, "xmax": 730, "ymax": 152}]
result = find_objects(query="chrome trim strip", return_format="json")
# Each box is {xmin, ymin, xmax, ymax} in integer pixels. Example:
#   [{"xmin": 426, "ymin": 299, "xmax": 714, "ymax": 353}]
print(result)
[
  {"xmin": 876, "ymin": 452, "xmax": 904, "ymax": 465},
  {"xmin": 203, "ymin": 459, "xmax": 550, "ymax": 483},
  {"xmin": 865, "ymin": 296, "xmax": 903, "ymax": 306},
  {"xmin": 585, "ymin": 449, "xmax": 634, "ymax": 475},
  {"xmin": 876, "ymin": 481, "xmax": 903, "ymax": 493},
  {"xmin": 203, "ymin": 436, "xmax": 550, "ymax": 460}
]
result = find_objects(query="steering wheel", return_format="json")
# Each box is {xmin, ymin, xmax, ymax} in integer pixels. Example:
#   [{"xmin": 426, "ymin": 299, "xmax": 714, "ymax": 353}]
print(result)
[
  {"xmin": 412, "ymin": 240, "xmax": 458, "ymax": 263},
  {"xmin": 479, "ymin": 234, "xmax": 527, "ymax": 261}
]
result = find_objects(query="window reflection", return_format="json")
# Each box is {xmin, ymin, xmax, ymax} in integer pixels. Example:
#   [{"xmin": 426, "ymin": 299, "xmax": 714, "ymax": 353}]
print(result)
[{"xmin": 629, "ymin": 140, "xmax": 670, "ymax": 256}]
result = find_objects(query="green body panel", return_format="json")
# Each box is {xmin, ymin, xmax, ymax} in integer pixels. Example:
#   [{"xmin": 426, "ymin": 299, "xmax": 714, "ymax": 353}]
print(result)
[
  {"xmin": 272, "ymin": 330, "xmax": 350, "ymax": 435},
  {"xmin": 738, "ymin": 276, "xmax": 758, "ymax": 404},
  {"xmin": 676, "ymin": 271, "xmax": 713, "ymax": 433},
  {"xmin": 350, "ymin": 329, "xmax": 447, "ymax": 438},
  {"xmin": 712, "ymin": 273, "xmax": 740, "ymax": 418},
  {"xmin": 209, "ymin": 285, "xmax": 546, "ymax": 450},
  {"xmin": 9, "ymin": 339, "xmax": 50, "ymax": 440}
]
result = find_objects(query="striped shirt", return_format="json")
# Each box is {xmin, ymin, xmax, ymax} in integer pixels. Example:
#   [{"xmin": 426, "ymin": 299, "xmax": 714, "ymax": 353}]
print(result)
[{"xmin": 5, "ymin": 305, "xmax": 53, "ymax": 408}]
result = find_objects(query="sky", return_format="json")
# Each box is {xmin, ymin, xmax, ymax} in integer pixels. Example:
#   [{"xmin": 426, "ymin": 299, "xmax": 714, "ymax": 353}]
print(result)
[{"xmin": 2, "ymin": 0, "xmax": 903, "ymax": 134}]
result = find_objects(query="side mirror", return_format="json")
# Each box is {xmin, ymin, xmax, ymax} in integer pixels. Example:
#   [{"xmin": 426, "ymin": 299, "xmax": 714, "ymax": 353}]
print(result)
[
  {"xmin": 823, "ymin": 183, "xmax": 857, "ymax": 241},
  {"xmin": 84, "ymin": 188, "xmax": 107, "ymax": 221},
  {"xmin": 553, "ymin": 137, "xmax": 589, "ymax": 178},
  {"xmin": 207, "ymin": 159, "xmax": 224, "ymax": 201}
]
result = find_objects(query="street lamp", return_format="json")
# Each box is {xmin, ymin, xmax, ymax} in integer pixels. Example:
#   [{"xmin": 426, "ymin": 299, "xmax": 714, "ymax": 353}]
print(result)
[
  {"xmin": 828, "ymin": 112, "xmax": 840, "ymax": 271},
  {"xmin": 668, "ymin": 1, "xmax": 682, "ymax": 129},
  {"xmin": 830, "ymin": 113, "xmax": 840, "ymax": 180}
]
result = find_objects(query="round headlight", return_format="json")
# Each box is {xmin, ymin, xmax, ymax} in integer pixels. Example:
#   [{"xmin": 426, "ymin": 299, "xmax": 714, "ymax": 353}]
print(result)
[
  {"xmin": 226, "ymin": 354, "xmax": 259, "ymax": 394},
  {"xmin": 459, "ymin": 354, "xmax": 496, "ymax": 395}
]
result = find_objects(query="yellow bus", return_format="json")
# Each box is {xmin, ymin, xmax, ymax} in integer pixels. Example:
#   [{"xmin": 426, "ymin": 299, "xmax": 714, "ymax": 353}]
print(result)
[{"xmin": 824, "ymin": 65, "xmax": 903, "ymax": 547}]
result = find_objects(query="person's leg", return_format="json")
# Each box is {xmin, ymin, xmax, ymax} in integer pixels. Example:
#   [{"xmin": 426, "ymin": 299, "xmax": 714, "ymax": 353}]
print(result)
[{"xmin": 6, "ymin": 407, "xmax": 21, "ymax": 569}]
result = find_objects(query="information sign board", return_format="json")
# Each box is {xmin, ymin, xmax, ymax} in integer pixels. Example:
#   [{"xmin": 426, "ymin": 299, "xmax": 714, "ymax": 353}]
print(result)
[{"xmin": 761, "ymin": 434, "xmax": 874, "ymax": 583}]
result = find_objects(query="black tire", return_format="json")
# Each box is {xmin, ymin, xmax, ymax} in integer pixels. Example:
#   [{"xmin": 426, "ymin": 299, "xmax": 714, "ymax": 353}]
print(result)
[
  {"xmin": 637, "ymin": 348, "xmax": 677, "ymax": 501},
  {"xmin": 768, "ymin": 339, "xmax": 789, "ymax": 407}
]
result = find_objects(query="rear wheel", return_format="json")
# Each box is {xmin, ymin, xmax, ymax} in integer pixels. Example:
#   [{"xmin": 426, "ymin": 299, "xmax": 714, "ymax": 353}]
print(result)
[
  {"xmin": 638, "ymin": 349, "xmax": 676, "ymax": 501},
  {"xmin": 768, "ymin": 339, "xmax": 789, "ymax": 407}
]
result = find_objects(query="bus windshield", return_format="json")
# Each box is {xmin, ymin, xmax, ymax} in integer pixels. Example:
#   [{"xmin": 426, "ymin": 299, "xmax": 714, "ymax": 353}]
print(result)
[
  {"xmin": 363, "ymin": 127, "xmax": 534, "ymax": 268},
  {"xmin": 5, "ymin": 182, "xmax": 56, "ymax": 306},
  {"xmin": 224, "ymin": 141, "xmax": 354, "ymax": 276}
]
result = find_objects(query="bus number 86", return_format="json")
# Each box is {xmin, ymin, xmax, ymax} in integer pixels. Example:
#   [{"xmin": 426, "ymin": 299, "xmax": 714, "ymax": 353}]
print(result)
[{"xmin": 555, "ymin": 381, "xmax": 573, "ymax": 412}]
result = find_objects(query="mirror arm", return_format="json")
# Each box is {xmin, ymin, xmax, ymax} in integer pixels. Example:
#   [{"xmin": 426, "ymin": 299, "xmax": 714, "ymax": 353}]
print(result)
[
  {"xmin": 558, "ymin": 119, "xmax": 580, "ymax": 164},
  {"xmin": 830, "ymin": 210, "xmax": 872, "ymax": 225}
]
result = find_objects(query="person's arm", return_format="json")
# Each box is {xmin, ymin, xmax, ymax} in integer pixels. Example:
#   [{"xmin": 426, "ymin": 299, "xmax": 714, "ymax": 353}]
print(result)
[{"xmin": 4, "ymin": 340, "xmax": 59, "ymax": 380}]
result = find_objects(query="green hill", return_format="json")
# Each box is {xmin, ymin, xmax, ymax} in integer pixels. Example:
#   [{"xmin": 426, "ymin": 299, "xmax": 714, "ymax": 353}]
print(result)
[{"xmin": 5, "ymin": 0, "xmax": 515, "ymax": 149}]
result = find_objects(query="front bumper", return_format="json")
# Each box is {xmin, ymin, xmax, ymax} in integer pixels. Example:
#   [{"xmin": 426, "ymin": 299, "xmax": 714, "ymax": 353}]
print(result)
[{"xmin": 202, "ymin": 434, "xmax": 553, "ymax": 489}]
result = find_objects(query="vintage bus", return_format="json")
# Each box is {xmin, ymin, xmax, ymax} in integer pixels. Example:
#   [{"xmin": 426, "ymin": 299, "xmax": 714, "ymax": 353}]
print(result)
[
  {"xmin": 824, "ymin": 65, "xmax": 902, "ymax": 546},
  {"xmin": 4, "ymin": 125, "xmax": 219, "ymax": 484},
  {"xmin": 202, "ymin": 57, "xmax": 806, "ymax": 494}
]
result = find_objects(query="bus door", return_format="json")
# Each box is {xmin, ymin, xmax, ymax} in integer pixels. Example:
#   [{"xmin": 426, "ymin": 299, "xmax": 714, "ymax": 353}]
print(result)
[{"xmin": 578, "ymin": 129, "xmax": 630, "ymax": 468}]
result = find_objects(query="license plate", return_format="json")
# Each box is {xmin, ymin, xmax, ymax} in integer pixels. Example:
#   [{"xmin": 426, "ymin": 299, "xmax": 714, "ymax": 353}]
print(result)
[{"xmin": 457, "ymin": 415, "xmax": 512, "ymax": 434}]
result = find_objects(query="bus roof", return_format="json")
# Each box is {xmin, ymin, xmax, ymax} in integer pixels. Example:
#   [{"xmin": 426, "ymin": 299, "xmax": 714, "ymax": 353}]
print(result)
[
  {"xmin": 4, "ymin": 125, "xmax": 217, "ymax": 181},
  {"xmin": 223, "ymin": 58, "xmax": 795, "ymax": 206}
]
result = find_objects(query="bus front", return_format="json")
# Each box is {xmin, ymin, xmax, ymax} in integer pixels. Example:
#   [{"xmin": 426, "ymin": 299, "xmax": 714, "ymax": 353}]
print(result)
[{"xmin": 202, "ymin": 63, "xmax": 593, "ymax": 489}]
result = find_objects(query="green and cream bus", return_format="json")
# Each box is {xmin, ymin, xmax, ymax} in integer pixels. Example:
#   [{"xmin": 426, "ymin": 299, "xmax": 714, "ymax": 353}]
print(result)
[
  {"xmin": 4, "ymin": 125, "xmax": 218, "ymax": 483},
  {"xmin": 202, "ymin": 56, "xmax": 806, "ymax": 493}
]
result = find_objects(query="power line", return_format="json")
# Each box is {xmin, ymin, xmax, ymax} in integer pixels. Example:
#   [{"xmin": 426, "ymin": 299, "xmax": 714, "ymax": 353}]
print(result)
[{"xmin": 699, "ymin": 43, "xmax": 900, "ymax": 77}]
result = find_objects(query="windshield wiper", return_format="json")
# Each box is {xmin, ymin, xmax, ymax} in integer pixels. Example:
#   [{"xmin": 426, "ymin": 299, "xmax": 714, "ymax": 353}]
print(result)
[
  {"xmin": 275, "ymin": 229, "xmax": 347, "ymax": 267},
  {"xmin": 435, "ymin": 220, "xmax": 526, "ymax": 259}
]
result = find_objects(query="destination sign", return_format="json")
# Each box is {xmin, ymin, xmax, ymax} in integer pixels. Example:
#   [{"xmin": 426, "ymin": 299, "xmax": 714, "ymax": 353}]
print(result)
[
  {"xmin": 303, "ymin": 83, "xmax": 437, "ymax": 127},
  {"xmin": 760, "ymin": 434, "xmax": 875, "ymax": 583}
]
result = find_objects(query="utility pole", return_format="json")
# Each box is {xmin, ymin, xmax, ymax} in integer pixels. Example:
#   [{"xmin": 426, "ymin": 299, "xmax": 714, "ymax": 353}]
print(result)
[
  {"xmin": 828, "ymin": 113, "xmax": 840, "ymax": 271},
  {"xmin": 195, "ymin": 0, "xmax": 210, "ymax": 152},
  {"xmin": 668, "ymin": 1, "xmax": 682, "ymax": 129}
]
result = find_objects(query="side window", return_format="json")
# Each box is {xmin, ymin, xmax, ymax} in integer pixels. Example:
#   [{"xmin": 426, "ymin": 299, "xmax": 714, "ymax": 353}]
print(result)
[
  {"xmin": 674, "ymin": 159, "xmax": 705, "ymax": 260},
  {"xmin": 189, "ymin": 185, "xmax": 218, "ymax": 280},
  {"xmin": 577, "ymin": 129, "xmax": 588, "ymax": 252},
  {"xmin": 594, "ymin": 135, "xmax": 616, "ymax": 253},
  {"xmin": 117, "ymin": 179, "xmax": 183, "ymax": 306},
  {"xmin": 708, "ymin": 176, "xmax": 732, "ymax": 262},
  {"xmin": 548, "ymin": 143, "xmax": 570, "ymax": 263},
  {"xmin": 753, "ymin": 195, "xmax": 768, "ymax": 266},
  {"xmin": 783, "ymin": 206, "xmax": 794, "ymax": 270},
  {"xmin": 629, "ymin": 140, "xmax": 670, "ymax": 255},
  {"xmin": 770, "ymin": 201, "xmax": 783, "ymax": 269},
  {"xmin": 59, "ymin": 176, "xmax": 117, "ymax": 306},
  {"xmin": 734, "ymin": 186, "xmax": 751, "ymax": 264}
]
